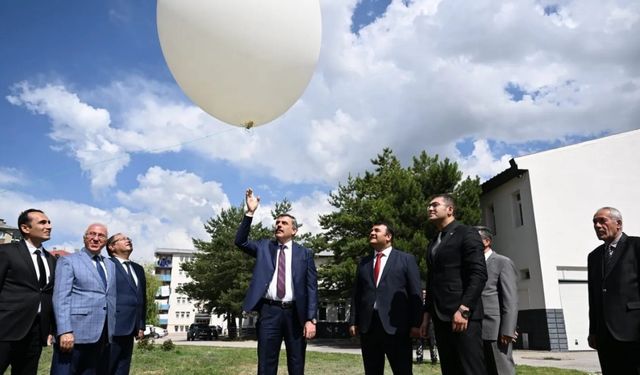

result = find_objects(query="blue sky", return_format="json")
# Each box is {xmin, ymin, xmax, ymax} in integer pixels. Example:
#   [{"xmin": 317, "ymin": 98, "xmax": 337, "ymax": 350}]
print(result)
[{"xmin": 2, "ymin": 0, "xmax": 639, "ymax": 261}]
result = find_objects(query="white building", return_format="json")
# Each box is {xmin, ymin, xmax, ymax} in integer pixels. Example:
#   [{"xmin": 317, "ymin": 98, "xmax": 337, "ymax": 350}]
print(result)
[
  {"xmin": 480, "ymin": 129, "xmax": 640, "ymax": 351},
  {"xmin": 154, "ymin": 248, "xmax": 225, "ymax": 334}
]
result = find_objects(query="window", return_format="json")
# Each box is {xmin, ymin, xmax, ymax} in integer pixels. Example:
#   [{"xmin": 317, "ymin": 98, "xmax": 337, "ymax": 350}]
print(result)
[
  {"xmin": 486, "ymin": 204, "xmax": 497, "ymax": 235},
  {"xmin": 174, "ymin": 326, "xmax": 179, "ymax": 332},
  {"xmin": 336, "ymin": 303, "xmax": 346, "ymax": 321},
  {"xmin": 186, "ymin": 312, "xmax": 190, "ymax": 318},
  {"xmin": 181, "ymin": 312, "xmax": 185, "ymax": 318},
  {"xmin": 318, "ymin": 302, "xmax": 327, "ymax": 321},
  {"xmin": 512, "ymin": 191, "xmax": 524, "ymax": 227},
  {"xmin": 175, "ymin": 312, "xmax": 179, "ymax": 318}
]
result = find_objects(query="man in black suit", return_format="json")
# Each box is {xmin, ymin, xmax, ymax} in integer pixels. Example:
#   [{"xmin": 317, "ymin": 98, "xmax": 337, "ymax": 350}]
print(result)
[
  {"xmin": 0, "ymin": 209, "xmax": 56, "ymax": 375},
  {"xmin": 588, "ymin": 207, "xmax": 640, "ymax": 374},
  {"xmin": 234, "ymin": 188, "xmax": 318, "ymax": 375},
  {"xmin": 421, "ymin": 194, "xmax": 488, "ymax": 375},
  {"xmin": 349, "ymin": 222, "xmax": 423, "ymax": 374},
  {"xmin": 106, "ymin": 233, "xmax": 146, "ymax": 375}
]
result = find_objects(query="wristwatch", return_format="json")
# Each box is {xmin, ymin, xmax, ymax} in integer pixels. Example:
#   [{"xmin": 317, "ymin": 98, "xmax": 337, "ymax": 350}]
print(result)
[{"xmin": 458, "ymin": 307, "xmax": 470, "ymax": 319}]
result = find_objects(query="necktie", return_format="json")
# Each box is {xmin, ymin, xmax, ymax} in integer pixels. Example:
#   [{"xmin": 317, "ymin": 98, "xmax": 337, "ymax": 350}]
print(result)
[
  {"xmin": 277, "ymin": 245, "xmax": 286, "ymax": 299},
  {"xmin": 34, "ymin": 249, "xmax": 47, "ymax": 288},
  {"xmin": 606, "ymin": 244, "xmax": 615, "ymax": 262},
  {"xmin": 94, "ymin": 255, "xmax": 107, "ymax": 288},
  {"xmin": 373, "ymin": 252, "xmax": 384, "ymax": 286},
  {"xmin": 431, "ymin": 232, "xmax": 443, "ymax": 256},
  {"xmin": 124, "ymin": 261, "xmax": 138, "ymax": 288}
]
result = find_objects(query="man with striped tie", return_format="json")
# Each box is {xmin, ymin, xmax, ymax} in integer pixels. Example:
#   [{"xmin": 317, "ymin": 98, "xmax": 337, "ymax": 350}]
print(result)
[{"xmin": 234, "ymin": 188, "xmax": 318, "ymax": 375}]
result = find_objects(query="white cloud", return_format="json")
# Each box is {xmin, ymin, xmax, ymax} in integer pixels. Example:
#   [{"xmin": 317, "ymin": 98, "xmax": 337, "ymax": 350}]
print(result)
[
  {"xmin": 0, "ymin": 167, "xmax": 26, "ymax": 187},
  {"xmin": 6, "ymin": 0, "xmax": 640, "ymax": 196},
  {"xmin": 456, "ymin": 139, "xmax": 513, "ymax": 181}
]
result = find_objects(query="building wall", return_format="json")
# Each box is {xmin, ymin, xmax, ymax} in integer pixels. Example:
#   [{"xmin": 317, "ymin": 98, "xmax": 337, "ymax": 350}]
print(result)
[
  {"xmin": 481, "ymin": 129, "xmax": 640, "ymax": 351},
  {"xmin": 154, "ymin": 249, "xmax": 226, "ymax": 335}
]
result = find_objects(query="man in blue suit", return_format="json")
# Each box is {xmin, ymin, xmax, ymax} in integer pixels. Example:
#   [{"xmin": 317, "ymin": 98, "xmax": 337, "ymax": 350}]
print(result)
[
  {"xmin": 51, "ymin": 223, "xmax": 116, "ymax": 375},
  {"xmin": 106, "ymin": 233, "xmax": 146, "ymax": 375},
  {"xmin": 234, "ymin": 188, "xmax": 318, "ymax": 375},
  {"xmin": 349, "ymin": 222, "xmax": 423, "ymax": 374}
]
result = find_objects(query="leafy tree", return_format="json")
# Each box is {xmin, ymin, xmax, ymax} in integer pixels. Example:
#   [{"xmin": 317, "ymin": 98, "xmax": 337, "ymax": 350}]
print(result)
[
  {"xmin": 144, "ymin": 264, "xmax": 161, "ymax": 326},
  {"xmin": 318, "ymin": 148, "xmax": 481, "ymax": 301}
]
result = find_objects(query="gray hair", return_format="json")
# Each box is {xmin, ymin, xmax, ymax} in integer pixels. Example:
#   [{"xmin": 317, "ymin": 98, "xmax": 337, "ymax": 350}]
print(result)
[
  {"xmin": 598, "ymin": 207, "xmax": 623, "ymax": 223},
  {"xmin": 474, "ymin": 226, "xmax": 493, "ymax": 242}
]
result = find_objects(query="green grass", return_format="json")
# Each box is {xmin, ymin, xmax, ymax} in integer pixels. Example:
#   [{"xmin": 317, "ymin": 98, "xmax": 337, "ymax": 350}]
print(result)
[{"xmin": 34, "ymin": 345, "xmax": 588, "ymax": 375}]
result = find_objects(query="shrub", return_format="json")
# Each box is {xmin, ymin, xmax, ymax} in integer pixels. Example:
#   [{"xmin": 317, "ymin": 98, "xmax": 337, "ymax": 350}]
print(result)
[
  {"xmin": 161, "ymin": 339, "xmax": 175, "ymax": 351},
  {"xmin": 137, "ymin": 337, "xmax": 155, "ymax": 351}
]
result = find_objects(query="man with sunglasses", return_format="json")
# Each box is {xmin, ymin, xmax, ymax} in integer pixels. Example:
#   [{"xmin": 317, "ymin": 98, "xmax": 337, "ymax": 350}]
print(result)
[
  {"xmin": 106, "ymin": 234, "xmax": 146, "ymax": 375},
  {"xmin": 51, "ymin": 223, "xmax": 116, "ymax": 375}
]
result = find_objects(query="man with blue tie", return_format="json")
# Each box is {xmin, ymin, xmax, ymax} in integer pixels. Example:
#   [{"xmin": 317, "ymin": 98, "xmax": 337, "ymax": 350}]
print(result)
[
  {"xmin": 106, "ymin": 233, "xmax": 146, "ymax": 375},
  {"xmin": 234, "ymin": 188, "xmax": 318, "ymax": 375},
  {"xmin": 0, "ymin": 209, "xmax": 56, "ymax": 375},
  {"xmin": 51, "ymin": 223, "xmax": 116, "ymax": 375}
]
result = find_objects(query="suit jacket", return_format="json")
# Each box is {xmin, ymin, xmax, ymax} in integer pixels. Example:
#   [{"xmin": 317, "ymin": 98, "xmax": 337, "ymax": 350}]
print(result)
[
  {"xmin": 53, "ymin": 248, "xmax": 116, "ymax": 344},
  {"xmin": 481, "ymin": 251, "xmax": 518, "ymax": 340},
  {"xmin": 588, "ymin": 233, "xmax": 640, "ymax": 342},
  {"xmin": 425, "ymin": 220, "xmax": 487, "ymax": 321},
  {"xmin": 234, "ymin": 215, "xmax": 318, "ymax": 325},
  {"xmin": 0, "ymin": 240, "xmax": 56, "ymax": 343},
  {"xmin": 349, "ymin": 248, "xmax": 423, "ymax": 335},
  {"xmin": 110, "ymin": 258, "xmax": 146, "ymax": 336}
]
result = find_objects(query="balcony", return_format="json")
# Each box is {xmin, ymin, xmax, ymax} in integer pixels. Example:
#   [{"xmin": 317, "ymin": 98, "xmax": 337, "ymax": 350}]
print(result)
[
  {"xmin": 156, "ymin": 258, "xmax": 173, "ymax": 269},
  {"xmin": 158, "ymin": 303, "xmax": 170, "ymax": 311},
  {"xmin": 159, "ymin": 318, "xmax": 168, "ymax": 325}
]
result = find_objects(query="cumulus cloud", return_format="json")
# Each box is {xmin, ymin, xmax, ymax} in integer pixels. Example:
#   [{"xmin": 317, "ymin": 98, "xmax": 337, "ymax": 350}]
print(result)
[
  {"xmin": 5, "ymin": 0, "xmax": 640, "ymax": 236},
  {"xmin": 0, "ymin": 166, "xmax": 232, "ymax": 262}
]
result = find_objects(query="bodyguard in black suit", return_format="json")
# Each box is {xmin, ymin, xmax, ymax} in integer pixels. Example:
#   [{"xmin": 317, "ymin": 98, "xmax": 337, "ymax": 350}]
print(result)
[
  {"xmin": 349, "ymin": 222, "xmax": 422, "ymax": 375},
  {"xmin": 0, "ymin": 209, "xmax": 56, "ymax": 375},
  {"xmin": 107, "ymin": 233, "xmax": 146, "ymax": 375},
  {"xmin": 421, "ymin": 194, "xmax": 488, "ymax": 375},
  {"xmin": 235, "ymin": 188, "xmax": 318, "ymax": 375},
  {"xmin": 588, "ymin": 207, "xmax": 640, "ymax": 374}
]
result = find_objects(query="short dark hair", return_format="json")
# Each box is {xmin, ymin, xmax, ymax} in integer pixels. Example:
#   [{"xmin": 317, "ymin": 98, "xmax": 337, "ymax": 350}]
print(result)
[
  {"xmin": 429, "ymin": 193, "xmax": 456, "ymax": 215},
  {"xmin": 106, "ymin": 234, "xmax": 120, "ymax": 256},
  {"xmin": 372, "ymin": 221, "xmax": 394, "ymax": 240},
  {"xmin": 475, "ymin": 226, "xmax": 493, "ymax": 242},
  {"xmin": 276, "ymin": 213, "xmax": 298, "ymax": 230},
  {"xmin": 17, "ymin": 208, "xmax": 45, "ymax": 236}
]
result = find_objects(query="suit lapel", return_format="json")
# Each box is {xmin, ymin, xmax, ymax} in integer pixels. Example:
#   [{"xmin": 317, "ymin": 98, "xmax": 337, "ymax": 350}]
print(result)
[
  {"xmin": 112, "ymin": 258, "xmax": 137, "ymax": 291},
  {"xmin": 43, "ymin": 248, "xmax": 55, "ymax": 288},
  {"xmin": 604, "ymin": 233, "xmax": 628, "ymax": 278},
  {"xmin": 80, "ymin": 250, "xmax": 106, "ymax": 291},
  {"xmin": 377, "ymin": 249, "xmax": 395, "ymax": 286},
  {"xmin": 17, "ymin": 240, "xmax": 39, "ymax": 288},
  {"xmin": 269, "ymin": 241, "xmax": 278, "ymax": 272},
  {"xmin": 363, "ymin": 254, "xmax": 375, "ymax": 286},
  {"xmin": 432, "ymin": 222, "xmax": 459, "ymax": 262}
]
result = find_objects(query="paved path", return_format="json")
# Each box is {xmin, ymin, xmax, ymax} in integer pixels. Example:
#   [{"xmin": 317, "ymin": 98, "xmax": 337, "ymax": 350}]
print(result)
[{"xmin": 157, "ymin": 333, "xmax": 601, "ymax": 374}]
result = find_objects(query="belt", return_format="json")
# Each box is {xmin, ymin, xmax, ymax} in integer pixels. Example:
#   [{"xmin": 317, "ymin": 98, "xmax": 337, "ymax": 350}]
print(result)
[{"xmin": 262, "ymin": 299, "xmax": 295, "ymax": 309}]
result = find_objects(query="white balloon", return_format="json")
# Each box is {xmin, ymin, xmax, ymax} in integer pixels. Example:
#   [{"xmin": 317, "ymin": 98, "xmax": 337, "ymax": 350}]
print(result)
[{"xmin": 157, "ymin": 0, "xmax": 322, "ymax": 128}]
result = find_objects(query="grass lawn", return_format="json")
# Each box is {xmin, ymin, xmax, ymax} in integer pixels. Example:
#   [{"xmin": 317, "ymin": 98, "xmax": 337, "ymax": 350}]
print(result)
[{"xmin": 34, "ymin": 345, "xmax": 588, "ymax": 374}]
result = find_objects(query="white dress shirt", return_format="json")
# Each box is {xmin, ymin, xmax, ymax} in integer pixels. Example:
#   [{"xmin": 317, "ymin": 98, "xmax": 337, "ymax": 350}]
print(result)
[{"xmin": 265, "ymin": 240, "xmax": 294, "ymax": 302}]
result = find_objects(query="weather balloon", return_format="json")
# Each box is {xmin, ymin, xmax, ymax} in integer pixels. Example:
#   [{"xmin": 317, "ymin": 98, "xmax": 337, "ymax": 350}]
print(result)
[{"xmin": 157, "ymin": 0, "xmax": 322, "ymax": 128}]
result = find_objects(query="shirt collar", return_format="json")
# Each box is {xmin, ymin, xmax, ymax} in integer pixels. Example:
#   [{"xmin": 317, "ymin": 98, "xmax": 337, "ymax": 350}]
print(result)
[
  {"xmin": 609, "ymin": 232, "xmax": 623, "ymax": 248},
  {"xmin": 278, "ymin": 240, "xmax": 293, "ymax": 250},
  {"xmin": 484, "ymin": 248, "xmax": 493, "ymax": 260},
  {"xmin": 113, "ymin": 256, "xmax": 130, "ymax": 264},
  {"xmin": 374, "ymin": 246, "xmax": 392, "ymax": 257},
  {"xmin": 24, "ymin": 239, "xmax": 42, "ymax": 254}
]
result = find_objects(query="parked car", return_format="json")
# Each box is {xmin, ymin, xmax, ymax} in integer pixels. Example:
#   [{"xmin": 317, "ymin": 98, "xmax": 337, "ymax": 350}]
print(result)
[
  {"xmin": 187, "ymin": 323, "xmax": 218, "ymax": 341},
  {"xmin": 144, "ymin": 325, "xmax": 168, "ymax": 339}
]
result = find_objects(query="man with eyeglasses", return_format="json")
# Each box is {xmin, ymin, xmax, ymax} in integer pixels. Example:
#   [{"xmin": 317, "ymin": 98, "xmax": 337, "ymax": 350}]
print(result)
[
  {"xmin": 106, "ymin": 234, "xmax": 146, "ymax": 375},
  {"xmin": 51, "ymin": 223, "xmax": 116, "ymax": 375},
  {"xmin": 421, "ymin": 194, "xmax": 488, "ymax": 375}
]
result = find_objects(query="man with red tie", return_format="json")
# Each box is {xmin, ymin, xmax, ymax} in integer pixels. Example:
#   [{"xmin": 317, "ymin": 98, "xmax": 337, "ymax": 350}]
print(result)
[
  {"xmin": 349, "ymin": 222, "xmax": 423, "ymax": 374},
  {"xmin": 234, "ymin": 188, "xmax": 318, "ymax": 375}
]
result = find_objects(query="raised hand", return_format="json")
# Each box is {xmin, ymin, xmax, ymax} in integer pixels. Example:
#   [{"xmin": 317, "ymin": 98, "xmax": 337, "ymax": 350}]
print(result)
[{"xmin": 245, "ymin": 188, "xmax": 260, "ymax": 214}]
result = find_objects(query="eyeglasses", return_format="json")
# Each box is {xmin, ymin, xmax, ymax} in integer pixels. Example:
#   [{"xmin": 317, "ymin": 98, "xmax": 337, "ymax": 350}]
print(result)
[
  {"xmin": 113, "ymin": 237, "xmax": 132, "ymax": 243},
  {"xmin": 85, "ymin": 232, "xmax": 107, "ymax": 240}
]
